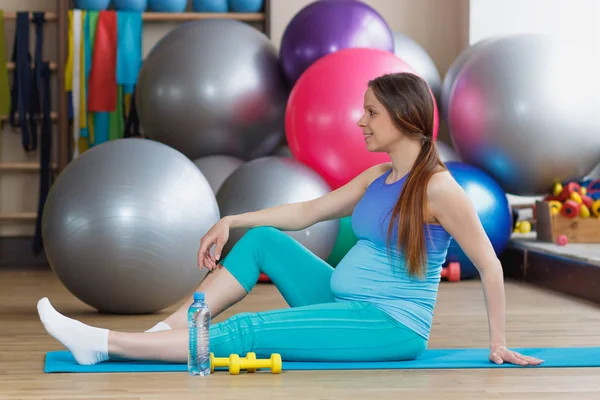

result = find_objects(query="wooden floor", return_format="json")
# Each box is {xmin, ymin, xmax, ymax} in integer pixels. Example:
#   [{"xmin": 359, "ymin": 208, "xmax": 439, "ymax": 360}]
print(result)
[{"xmin": 2, "ymin": 268, "xmax": 600, "ymax": 399}]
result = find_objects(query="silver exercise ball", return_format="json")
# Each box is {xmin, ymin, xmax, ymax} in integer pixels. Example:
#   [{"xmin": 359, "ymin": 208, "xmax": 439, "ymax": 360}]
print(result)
[
  {"xmin": 216, "ymin": 157, "xmax": 339, "ymax": 260},
  {"xmin": 437, "ymin": 141, "xmax": 461, "ymax": 163},
  {"xmin": 136, "ymin": 19, "xmax": 289, "ymax": 161},
  {"xmin": 42, "ymin": 139, "xmax": 220, "ymax": 314},
  {"xmin": 272, "ymin": 145, "xmax": 293, "ymax": 157},
  {"xmin": 440, "ymin": 38, "xmax": 497, "ymax": 122},
  {"xmin": 393, "ymin": 31, "xmax": 441, "ymax": 103},
  {"xmin": 193, "ymin": 155, "xmax": 245, "ymax": 194},
  {"xmin": 447, "ymin": 34, "xmax": 600, "ymax": 195}
]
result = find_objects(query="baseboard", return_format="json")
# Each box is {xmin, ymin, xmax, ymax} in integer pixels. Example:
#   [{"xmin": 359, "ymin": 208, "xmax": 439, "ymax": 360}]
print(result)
[{"xmin": 0, "ymin": 236, "xmax": 50, "ymax": 268}]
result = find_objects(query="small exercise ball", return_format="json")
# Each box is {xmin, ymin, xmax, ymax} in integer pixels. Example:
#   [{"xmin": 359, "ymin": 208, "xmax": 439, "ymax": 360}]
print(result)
[
  {"xmin": 74, "ymin": 0, "xmax": 110, "ymax": 10},
  {"xmin": 193, "ymin": 0, "xmax": 228, "ymax": 12},
  {"xmin": 440, "ymin": 38, "xmax": 497, "ymax": 122},
  {"xmin": 286, "ymin": 47, "xmax": 439, "ymax": 190},
  {"xmin": 148, "ymin": 0, "xmax": 187, "ymax": 12},
  {"xmin": 42, "ymin": 139, "xmax": 221, "ymax": 314},
  {"xmin": 280, "ymin": 0, "xmax": 394, "ymax": 85},
  {"xmin": 113, "ymin": 0, "xmax": 147, "ymax": 11},
  {"xmin": 445, "ymin": 162, "xmax": 512, "ymax": 278},
  {"xmin": 193, "ymin": 155, "xmax": 245, "ymax": 194},
  {"xmin": 136, "ymin": 19, "xmax": 289, "ymax": 161},
  {"xmin": 216, "ymin": 157, "xmax": 339, "ymax": 260},
  {"xmin": 448, "ymin": 34, "xmax": 600, "ymax": 195},
  {"xmin": 392, "ymin": 31, "xmax": 442, "ymax": 103},
  {"xmin": 229, "ymin": 0, "xmax": 263, "ymax": 12}
]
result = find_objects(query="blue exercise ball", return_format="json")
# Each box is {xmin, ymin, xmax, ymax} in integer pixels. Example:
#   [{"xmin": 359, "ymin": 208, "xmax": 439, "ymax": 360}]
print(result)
[
  {"xmin": 114, "ymin": 0, "xmax": 148, "ymax": 11},
  {"xmin": 229, "ymin": 0, "xmax": 263, "ymax": 12},
  {"xmin": 444, "ymin": 161, "xmax": 512, "ymax": 279},
  {"xmin": 74, "ymin": 0, "xmax": 110, "ymax": 10},
  {"xmin": 194, "ymin": 0, "xmax": 228, "ymax": 12},
  {"xmin": 148, "ymin": 0, "xmax": 187, "ymax": 12}
]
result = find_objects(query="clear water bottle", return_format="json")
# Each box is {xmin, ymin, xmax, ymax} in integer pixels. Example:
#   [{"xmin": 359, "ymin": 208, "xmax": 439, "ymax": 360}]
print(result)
[{"xmin": 188, "ymin": 292, "xmax": 211, "ymax": 376}]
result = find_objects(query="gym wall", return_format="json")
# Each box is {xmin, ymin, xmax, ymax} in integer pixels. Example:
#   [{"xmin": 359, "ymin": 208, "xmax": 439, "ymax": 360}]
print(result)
[{"xmin": 469, "ymin": 0, "xmax": 599, "ymax": 45}]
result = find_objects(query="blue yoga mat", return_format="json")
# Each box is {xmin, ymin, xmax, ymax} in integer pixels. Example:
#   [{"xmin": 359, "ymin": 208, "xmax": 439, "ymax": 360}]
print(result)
[{"xmin": 44, "ymin": 347, "xmax": 600, "ymax": 373}]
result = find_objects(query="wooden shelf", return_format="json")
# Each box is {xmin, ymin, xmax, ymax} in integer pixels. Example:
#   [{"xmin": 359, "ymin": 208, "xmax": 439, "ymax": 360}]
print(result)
[
  {"xmin": 141, "ymin": 12, "xmax": 265, "ymax": 22},
  {"xmin": 0, "ymin": 212, "xmax": 37, "ymax": 222},
  {"xmin": 6, "ymin": 62, "xmax": 58, "ymax": 71},
  {"xmin": 0, "ymin": 112, "xmax": 59, "ymax": 122},
  {"xmin": 2, "ymin": 12, "xmax": 57, "ymax": 21},
  {"xmin": 0, "ymin": 162, "xmax": 57, "ymax": 172},
  {"xmin": 3, "ymin": 11, "xmax": 263, "ymax": 22}
]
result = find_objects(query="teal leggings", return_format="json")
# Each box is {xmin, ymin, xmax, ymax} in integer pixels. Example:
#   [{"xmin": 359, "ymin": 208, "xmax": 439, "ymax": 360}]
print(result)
[{"xmin": 210, "ymin": 227, "xmax": 427, "ymax": 362}]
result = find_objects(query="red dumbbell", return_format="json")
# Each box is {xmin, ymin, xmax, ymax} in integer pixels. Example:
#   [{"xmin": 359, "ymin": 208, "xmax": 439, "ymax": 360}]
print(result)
[
  {"xmin": 559, "ymin": 182, "xmax": 581, "ymax": 202},
  {"xmin": 561, "ymin": 199, "xmax": 580, "ymax": 219},
  {"xmin": 441, "ymin": 262, "xmax": 461, "ymax": 282},
  {"xmin": 582, "ymin": 195, "xmax": 594, "ymax": 209}
]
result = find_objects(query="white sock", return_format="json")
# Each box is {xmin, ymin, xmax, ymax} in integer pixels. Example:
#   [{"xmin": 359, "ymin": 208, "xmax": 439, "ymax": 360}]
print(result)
[
  {"xmin": 37, "ymin": 297, "xmax": 109, "ymax": 365},
  {"xmin": 145, "ymin": 321, "xmax": 172, "ymax": 333}
]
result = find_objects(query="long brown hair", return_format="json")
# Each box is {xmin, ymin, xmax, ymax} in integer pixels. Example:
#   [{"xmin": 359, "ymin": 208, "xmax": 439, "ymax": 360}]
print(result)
[{"xmin": 368, "ymin": 73, "xmax": 446, "ymax": 278}]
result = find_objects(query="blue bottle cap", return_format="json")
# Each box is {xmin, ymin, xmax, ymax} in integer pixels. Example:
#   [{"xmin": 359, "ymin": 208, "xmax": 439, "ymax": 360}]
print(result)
[{"xmin": 193, "ymin": 292, "xmax": 205, "ymax": 301}]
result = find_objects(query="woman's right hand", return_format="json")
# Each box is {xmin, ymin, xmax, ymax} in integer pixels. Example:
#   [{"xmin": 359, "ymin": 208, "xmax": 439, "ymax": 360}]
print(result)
[{"xmin": 197, "ymin": 217, "xmax": 231, "ymax": 271}]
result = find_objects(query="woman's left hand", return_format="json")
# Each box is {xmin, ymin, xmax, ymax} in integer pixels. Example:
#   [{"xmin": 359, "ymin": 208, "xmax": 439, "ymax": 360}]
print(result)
[{"xmin": 489, "ymin": 345, "xmax": 544, "ymax": 366}]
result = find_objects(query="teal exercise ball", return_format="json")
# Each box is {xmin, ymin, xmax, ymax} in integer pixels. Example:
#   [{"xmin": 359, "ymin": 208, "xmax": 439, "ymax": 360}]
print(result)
[
  {"xmin": 194, "ymin": 0, "xmax": 228, "ymax": 12},
  {"xmin": 326, "ymin": 216, "xmax": 358, "ymax": 267},
  {"xmin": 229, "ymin": 0, "xmax": 263, "ymax": 12},
  {"xmin": 74, "ymin": 0, "xmax": 110, "ymax": 10},
  {"xmin": 148, "ymin": 0, "xmax": 187, "ymax": 12},
  {"xmin": 114, "ymin": 0, "xmax": 148, "ymax": 11},
  {"xmin": 444, "ymin": 161, "xmax": 512, "ymax": 279}
]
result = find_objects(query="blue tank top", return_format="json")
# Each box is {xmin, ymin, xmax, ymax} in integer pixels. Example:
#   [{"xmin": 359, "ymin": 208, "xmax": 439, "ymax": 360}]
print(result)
[{"xmin": 330, "ymin": 168, "xmax": 452, "ymax": 340}]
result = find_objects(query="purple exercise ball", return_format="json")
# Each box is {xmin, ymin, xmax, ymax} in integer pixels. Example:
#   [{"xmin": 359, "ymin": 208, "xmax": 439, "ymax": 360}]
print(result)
[{"xmin": 280, "ymin": 0, "xmax": 394, "ymax": 85}]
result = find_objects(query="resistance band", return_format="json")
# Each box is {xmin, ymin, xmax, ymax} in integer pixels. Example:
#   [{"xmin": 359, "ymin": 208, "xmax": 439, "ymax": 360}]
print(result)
[{"xmin": 0, "ymin": 10, "xmax": 10, "ymax": 117}]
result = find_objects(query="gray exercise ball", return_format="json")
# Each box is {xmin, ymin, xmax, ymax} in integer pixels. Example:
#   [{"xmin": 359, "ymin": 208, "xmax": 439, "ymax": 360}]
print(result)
[
  {"xmin": 393, "ymin": 31, "xmax": 441, "ymax": 103},
  {"xmin": 447, "ymin": 34, "xmax": 600, "ymax": 195},
  {"xmin": 193, "ymin": 155, "xmax": 245, "ymax": 194},
  {"xmin": 437, "ymin": 141, "xmax": 461, "ymax": 163},
  {"xmin": 216, "ymin": 156, "xmax": 339, "ymax": 260},
  {"xmin": 440, "ymin": 37, "xmax": 497, "ymax": 122},
  {"xmin": 272, "ymin": 145, "xmax": 293, "ymax": 157},
  {"xmin": 42, "ymin": 138, "xmax": 220, "ymax": 314},
  {"xmin": 136, "ymin": 19, "xmax": 289, "ymax": 161}
]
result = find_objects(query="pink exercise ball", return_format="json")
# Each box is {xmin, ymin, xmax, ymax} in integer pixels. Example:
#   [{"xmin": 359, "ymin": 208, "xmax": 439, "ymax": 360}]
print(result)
[{"xmin": 285, "ymin": 48, "xmax": 439, "ymax": 190}]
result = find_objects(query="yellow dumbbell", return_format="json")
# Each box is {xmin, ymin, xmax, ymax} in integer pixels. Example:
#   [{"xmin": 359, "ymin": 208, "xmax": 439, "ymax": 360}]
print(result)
[
  {"xmin": 592, "ymin": 200, "xmax": 600, "ymax": 217},
  {"xmin": 553, "ymin": 182, "xmax": 563, "ymax": 197},
  {"xmin": 548, "ymin": 200, "xmax": 562, "ymax": 216},
  {"xmin": 514, "ymin": 221, "xmax": 531, "ymax": 234},
  {"xmin": 210, "ymin": 352, "xmax": 256, "ymax": 373},
  {"xmin": 228, "ymin": 353, "xmax": 282, "ymax": 375},
  {"xmin": 580, "ymin": 204, "xmax": 591, "ymax": 218}
]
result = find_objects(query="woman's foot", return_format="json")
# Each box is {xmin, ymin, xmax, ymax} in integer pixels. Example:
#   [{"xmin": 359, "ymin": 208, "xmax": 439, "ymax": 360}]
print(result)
[{"xmin": 37, "ymin": 297, "xmax": 109, "ymax": 365}]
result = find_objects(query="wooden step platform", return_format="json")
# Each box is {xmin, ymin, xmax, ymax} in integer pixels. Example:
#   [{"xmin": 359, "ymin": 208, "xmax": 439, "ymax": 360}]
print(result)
[{"xmin": 502, "ymin": 232, "xmax": 600, "ymax": 304}]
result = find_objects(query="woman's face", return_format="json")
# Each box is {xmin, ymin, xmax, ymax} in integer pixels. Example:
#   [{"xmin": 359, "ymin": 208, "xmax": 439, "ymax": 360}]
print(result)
[{"xmin": 357, "ymin": 87, "xmax": 404, "ymax": 153}]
